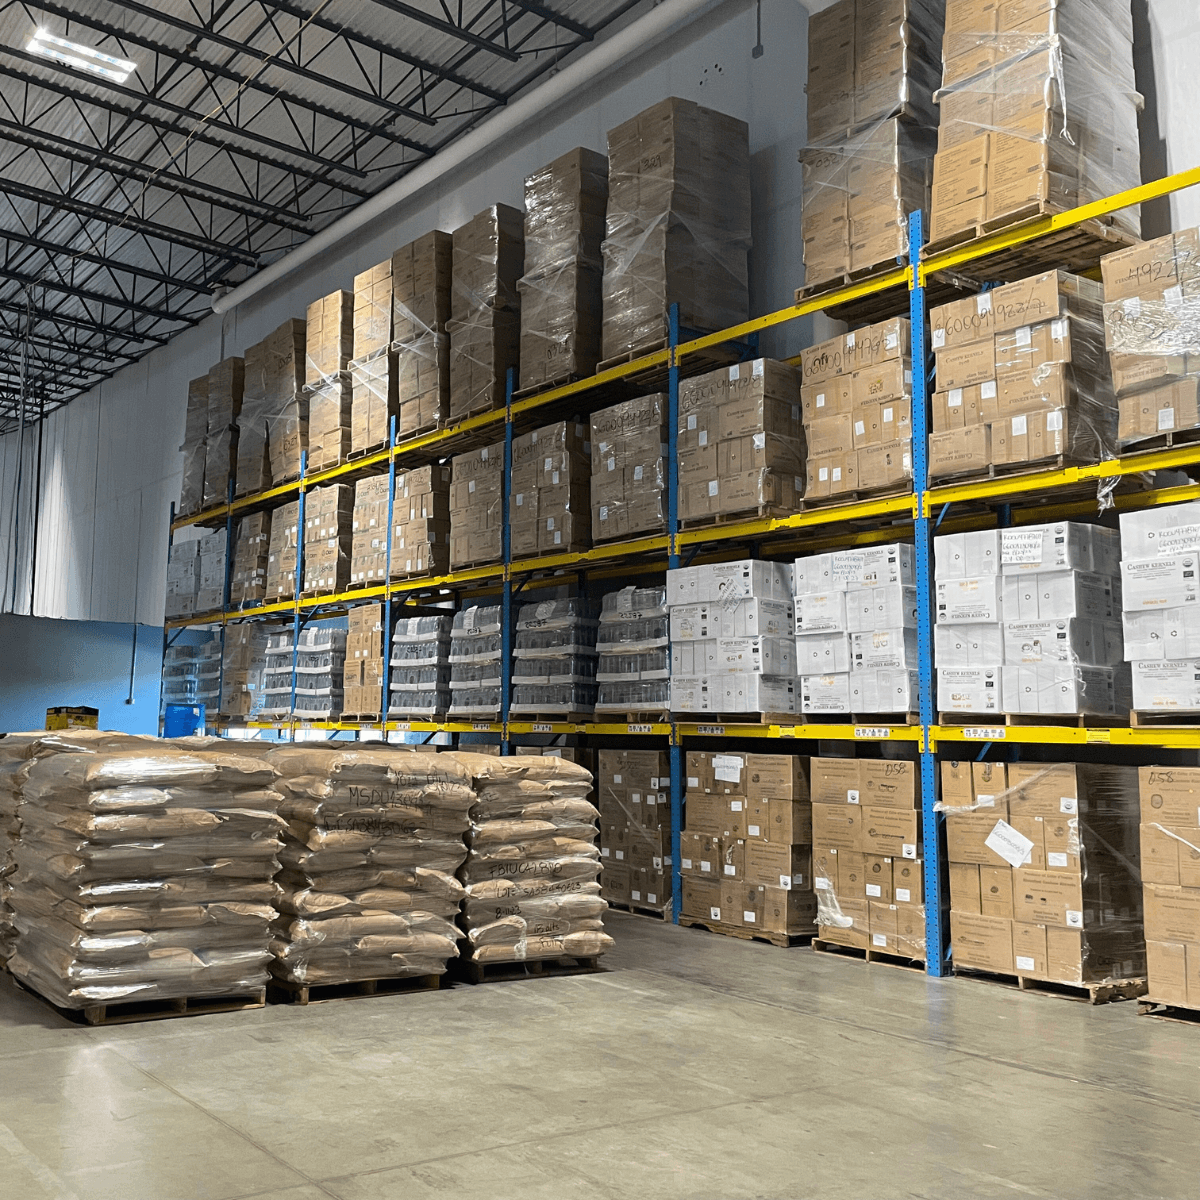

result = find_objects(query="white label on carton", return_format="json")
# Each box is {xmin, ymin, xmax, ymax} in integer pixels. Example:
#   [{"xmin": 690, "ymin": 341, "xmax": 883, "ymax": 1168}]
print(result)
[
  {"xmin": 976, "ymin": 794, "xmax": 996, "ymax": 808},
  {"xmin": 648, "ymin": 892, "xmax": 658, "ymax": 904},
  {"xmin": 873, "ymin": 933, "xmax": 888, "ymax": 947},
  {"xmin": 687, "ymin": 415, "xmax": 697, "ymax": 430},
  {"xmin": 896, "ymin": 887, "xmax": 911, "ymax": 903},
  {"xmin": 819, "ymin": 467, "xmax": 829, "ymax": 481},
  {"xmin": 729, "ymin": 365, "xmax": 739, "ymax": 382},
  {"xmin": 883, "ymin": 406, "xmax": 894, "ymax": 423},
  {"xmin": 601, "ymin": 847, "xmax": 610, "ymax": 858},
  {"xmin": 1065, "ymin": 910, "xmax": 1083, "ymax": 928},
  {"xmin": 724, "ymin": 864, "xmax": 736, "ymax": 876},
  {"xmin": 1002, "ymin": 529, "xmax": 1044, "ymax": 564},
  {"xmin": 902, "ymin": 844, "xmax": 917, "ymax": 859},
  {"xmin": 986, "ymin": 819, "xmax": 1035, "ymax": 868},
  {"xmin": 1048, "ymin": 852, "xmax": 1069, "ymax": 868},
  {"xmin": 1015, "ymin": 955, "xmax": 1036, "ymax": 971},
  {"xmin": 1046, "ymin": 410, "xmax": 1063, "ymax": 431},
  {"xmin": 710, "ymin": 906, "xmax": 721, "ymax": 920},
  {"xmin": 1051, "ymin": 318, "xmax": 1068, "ymax": 339},
  {"xmin": 1159, "ymin": 407, "xmax": 1176, "ymax": 431},
  {"xmin": 832, "ymin": 467, "xmax": 842, "ymax": 482},
  {"xmin": 816, "ymin": 392, "xmax": 826, "ymax": 408},
  {"xmin": 886, "ymin": 332, "xmax": 898, "ymax": 350},
  {"xmin": 816, "ymin": 875, "xmax": 832, "ymax": 890},
  {"xmin": 606, "ymin": 456, "xmax": 616, "ymax": 472},
  {"xmin": 700, "ymin": 860, "xmax": 712, "ymax": 873},
  {"xmin": 681, "ymin": 857, "xmax": 692, "ymax": 870},
  {"xmin": 631, "ymin": 890, "xmax": 641, "ymax": 902},
  {"xmin": 1011, "ymin": 414, "xmax": 1028, "ymax": 436},
  {"xmin": 730, "ymin": 799, "xmax": 743, "ymax": 812},
  {"xmin": 612, "ymin": 773, "xmax": 622, "ymax": 785},
  {"xmin": 748, "ymin": 823, "xmax": 761, "ymax": 836},
  {"xmin": 744, "ymin": 911, "xmax": 757, "ymax": 923},
  {"xmin": 753, "ymin": 360, "xmax": 764, "ymax": 378},
  {"xmin": 687, "ymin": 775, "xmax": 699, "ymax": 788},
  {"xmin": 932, "ymin": 328, "xmax": 946, "ymax": 348},
  {"xmin": 855, "ymin": 420, "xmax": 865, "ymax": 436},
  {"xmin": 981, "ymin": 381, "xmax": 997, "ymax": 400},
  {"xmin": 977, "ymin": 292, "xmax": 993, "ymax": 314},
  {"xmin": 753, "ymin": 432, "xmax": 766, "ymax": 449},
  {"xmin": 1015, "ymin": 326, "xmax": 1032, "ymax": 347},
  {"xmin": 847, "ymin": 788, "xmax": 860, "ymax": 804},
  {"xmin": 780, "ymin": 874, "xmax": 792, "ymax": 890},
  {"xmin": 633, "ymin": 465, "xmax": 644, "ymax": 481},
  {"xmin": 698, "ymin": 430, "xmax": 708, "ymax": 446},
  {"xmin": 708, "ymin": 480, "xmax": 719, "ymax": 496},
  {"xmin": 866, "ymin": 883, "xmax": 882, "ymax": 897},
  {"xmin": 846, "ymin": 332, "xmax": 856, "ymax": 348},
  {"xmin": 1060, "ymin": 797, "xmax": 1077, "ymax": 814},
  {"xmin": 468, "ymin": 479, "xmax": 476, "ymax": 493},
  {"xmin": 713, "ymin": 754, "xmax": 743, "ymax": 783},
  {"xmin": 615, "ymin": 850, "xmax": 624, "ymax": 860}
]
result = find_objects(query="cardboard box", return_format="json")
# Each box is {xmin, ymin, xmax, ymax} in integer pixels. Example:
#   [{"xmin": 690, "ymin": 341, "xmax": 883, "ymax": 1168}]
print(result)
[
  {"xmin": 746, "ymin": 840, "xmax": 811, "ymax": 891},
  {"xmin": 861, "ymin": 806, "xmax": 920, "ymax": 859},
  {"xmin": 810, "ymin": 757, "xmax": 861, "ymax": 805},
  {"xmin": 812, "ymin": 801, "xmax": 862, "ymax": 851},
  {"xmin": 681, "ymin": 877, "xmax": 724, "ymax": 921},
  {"xmin": 951, "ymin": 910, "xmax": 1014, "ymax": 973}
]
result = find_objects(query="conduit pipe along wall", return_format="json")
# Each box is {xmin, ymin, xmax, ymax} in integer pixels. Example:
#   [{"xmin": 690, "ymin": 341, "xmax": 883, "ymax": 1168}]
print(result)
[{"xmin": 212, "ymin": 0, "xmax": 726, "ymax": 316}]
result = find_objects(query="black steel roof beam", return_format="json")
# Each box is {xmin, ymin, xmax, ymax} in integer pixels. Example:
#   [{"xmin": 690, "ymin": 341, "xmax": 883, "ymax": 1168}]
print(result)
[
  {"xmin": 0, "ymin": 296, "xmax": 169, "ymax": 346},
  {"xmin": 0, "ymin": 175, "xmax": 258, "ymax": 265},
  {"xmin": 0, "ymin": 353, "xmax": 103, "ymax": 384},
  {"xmin": 35, "ymin": 0, "xmax": 438, "ymax": 144},
  {"xmin": 0, "ymin": 116, "xmax": 311, "ymax": 232},
  {"xmin": 0, "ymin": 52, "xmax": 369, "ymax": 184},
  {"xmin": 363, "ymin": 0, "xmax": 519, "ymax": 60},
  {"xmin": 503, "ymin": 1, "xmax": 592, "ymax": 38},
  {"xmin": 0, "ymin": 266, "xmax": 200, "ymax": 323},
  {"xmin": 0, "ymin": 328, "xmax": 128, "ymax": 365}
]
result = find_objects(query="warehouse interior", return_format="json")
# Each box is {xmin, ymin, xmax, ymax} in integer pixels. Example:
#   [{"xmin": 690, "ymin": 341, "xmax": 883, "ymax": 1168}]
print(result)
[{"xmin": 3, "ymin": 0, "xmax": 1200, "ymax": 1197}]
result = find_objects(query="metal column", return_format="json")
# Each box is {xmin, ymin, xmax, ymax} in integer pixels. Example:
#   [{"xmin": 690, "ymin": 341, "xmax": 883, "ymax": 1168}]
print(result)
[
  {"xmin": 214, "ymin": 476, "xmax": 236, "ymax": 735},
  {"xmin": 289, "ymin": 451, "xmax": 308, "ymax": 740},
  {"xmin": 381, "ymin": 415, "xmax": 398, "ymax": 740},
  {"xmin": 667, "ymin": 302, "xmax": 683, "ymax": 924},
  {"xmin": 909, "ymin": 210, "xmax": 950, "ymax": 977},
  {"xmin": 500, "ymin": 368, "xmax": 515, "ymax": 755}
]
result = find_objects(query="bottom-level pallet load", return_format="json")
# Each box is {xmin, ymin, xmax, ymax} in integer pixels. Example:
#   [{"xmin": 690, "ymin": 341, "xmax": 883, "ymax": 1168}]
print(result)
[
  {"xmin": 812, "ymin": 940, "xmax": 923, "ymax": 971},
  {"xmin": 451, "ymin": 954, "xmax": 604, "ymax": 985},
  {"xmin": 955, "ymin": 966, "xmax": 1146, "ymax": 1006},
  {"xmin": 14, "ymin": 981, "xmax": 269, "ymax": 1027},
  {"xmin": 268, "ymin": 975, "xmax": 441, "ymax": 1005},
  {"xmin": 599, "ymin": 747, "xmax": 673, "ymax": 915},
  {"xmin": 680, "ymin": 914, "xmax": 812, "ymax": 949}
]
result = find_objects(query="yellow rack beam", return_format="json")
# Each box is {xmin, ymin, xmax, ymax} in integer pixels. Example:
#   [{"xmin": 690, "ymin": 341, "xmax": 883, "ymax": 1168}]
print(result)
[{"xmin": 930, "ymin": 724, "xmax": 1200, "ymax": 751}]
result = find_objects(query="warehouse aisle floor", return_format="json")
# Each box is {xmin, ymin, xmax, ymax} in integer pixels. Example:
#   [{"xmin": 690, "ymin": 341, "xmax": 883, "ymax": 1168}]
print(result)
[{"xmin": 1, "ymin": 911, "xmax": 1198, "ymax": 1200}]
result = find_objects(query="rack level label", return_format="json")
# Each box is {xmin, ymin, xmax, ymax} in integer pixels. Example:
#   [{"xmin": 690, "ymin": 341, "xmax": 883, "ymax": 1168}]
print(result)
[
  {"xmin": 532, "ymin": 723, "xmax": 554, "ymax": 734},
  {"xmin": 472, "ymin": 722, "xmax": 493, "ymax": 731},
  {"xmin": 696, "ymin": 725, "xmax": 725, "ymax": 736},
  {"xmin": 393, "ymin": 723, "xmax": 411, "ymax": 732},
  {"xmin": 962, "ymin": 727, "xmax": 1005, "ymax": 739},
  {"xmin": 855, "ymin": 727, "xmax": 891, "ymax": 739},
  {"xmin": 1086, "ymin": 729, "xmax": 1112, "ymax": 743},
  {"xmin": 627, "ymin": 723, "xmax": 653, "ymax": 734}
]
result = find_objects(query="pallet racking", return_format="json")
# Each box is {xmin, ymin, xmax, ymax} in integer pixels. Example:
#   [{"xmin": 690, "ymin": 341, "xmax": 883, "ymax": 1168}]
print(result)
[{"xmin": 162, "ymin": 165, "xmax": 1200, "ymax": 978}]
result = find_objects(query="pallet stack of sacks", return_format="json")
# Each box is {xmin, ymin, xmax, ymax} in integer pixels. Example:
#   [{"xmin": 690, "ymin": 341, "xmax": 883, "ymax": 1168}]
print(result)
[
  {"xmin": 268, "ymin": 747, "xmax": 473, "ymax": 989},
  {"xmin": 7, "ymin": 745, "xmax": 283, "ymax": 1012},
  {"xmin": 935, "ymin": 522, "xmax": 1125, "ymax": 719},
  {"xmin": 457, "ymin": 753, "xmax": 613, "ymax": 967},
  {"xmin": 597, "ymin": 748, "xmax": 673, "ymax": 914},
  {"xmin": 679, "ymin": 751, "xmax": 816, "ymax": 938},
  {"xmin": 944, "ymin": 761, "xmax": 1144, "ymax": 988},
  {"xmin": 927, "ymin": 271, "xmax": 1114, "ymax": 480},
  {"xmin": 812, "ymin": 756, "xmax": 925, "ymax": 957},
  {"xmin": 793, "ymin": 544, "xmax": 918, "ymax": 715},
  {"xmin": 800, "ymin": 316, "xmax": 913, "ymax": 501},
  {"xmin": 0, "ymin": 734, "xmax": 37, "ymax": 962}
]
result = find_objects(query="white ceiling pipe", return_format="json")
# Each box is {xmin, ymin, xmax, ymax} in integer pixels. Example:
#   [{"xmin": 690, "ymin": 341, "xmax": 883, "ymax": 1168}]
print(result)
[{"xmin": 212, "ymin": 0, "xmax": 727, "ymax": 315}]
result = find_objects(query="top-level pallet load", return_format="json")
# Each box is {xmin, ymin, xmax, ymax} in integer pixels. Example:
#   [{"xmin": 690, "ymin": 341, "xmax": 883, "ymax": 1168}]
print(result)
[{"xmin": 238, "ymin": 318, "xmax": 307, "ymax": 494}]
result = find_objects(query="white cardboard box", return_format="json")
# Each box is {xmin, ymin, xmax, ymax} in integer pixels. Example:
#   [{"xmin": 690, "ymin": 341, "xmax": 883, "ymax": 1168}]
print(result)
[
  {"xmin": 1001, "ymin": 664, "xmax": 1127, "ymax": 716},
  {"xmin": 708, "ymin": 636, "xmax": 796, "ymax": 676},
  {"xmin": 937, "ymin": 667, "xmax": 1002, "ymax": 713},
  {"xmin": 800, "ymin": 671, "xmax": 852, "ymax": 714},
  {"xmin": 1120, "ymin": 555, "xmax": 1200, "ymax": 611},
  {"xmin": 796, "ymin": 631, "xmax": 852, "ymax": 673},
  {"xmin": 934, "ymin": 623, "xmax": 1003, "ymax": 668},
  {"xmin": 1000, "ymin": 570, "xmax": 1119, "ymax": 622},
  {"xmin": 936, "ymin": 576, "xmax": 1003, "ymax": 624},
  {"xmin": 719, "ymin": 674, "xmax": 797, "ymax": 713},
  {"xmin": 701, "ymin": 560, "xmax": 791, "ymax": 604},
  {"xmin": 669, "ymin": 675, "xmax": 715, "ymax": 713},
  {"xmin": 794, "ymin": 591, "xmax": 848, "ymax": 634},
  {"xmin": 999, "ymin": 523, "xmax": 1097, "ymax": 575},
  {"xmin": 1003, "ymin": 619, "xmax": 1123, "ymax": 666},
  {"xmin": 670, "ymin": 597, "xmax": 794, "ymax": 641},
  {"xmin": 935, "ymin": 530, "xmax": 1001, "ymax": 579},
  {"xmin": 794, "ymin": 552, "xmax": 854, "ymax": 596},
  {"xmin": 1119, "ymin": 502, "xmax": 1200, "ymax": 561},
  {"xmin": 1123, "ymin": 608, "xmax": 1200, "ymax": 661},
  {"xmin": 846, "ymin": 584, "xmax": 917, "ymax": 633},
  {"xmin": 1131, "ymin": 659, "xmax": 1200, "ymax": 710},
  {"xmin": 851, "ymin": 626, "xmax": 918, "ymax": 669},
  {"xmin": 851, "ymin": 668, "xmax": 918, "ymax": 713},
  {"xmin": 858, "ymin": 543, "xmax": 915, "ymax": 588}
]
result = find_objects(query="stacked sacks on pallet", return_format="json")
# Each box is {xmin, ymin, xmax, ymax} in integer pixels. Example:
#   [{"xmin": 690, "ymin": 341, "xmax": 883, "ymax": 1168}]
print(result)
[
  {"xmin": 456, "ymin": 753, "xmax": 613, "ymax": 965},
  {"xmin": 268, "ymin": 747, "xmax": 473, "ymax": 986},
  {"xmin": 0, "ymin": 734, "xmax": 40, "ymax": 961},
  {"xmin": 7, "ymin": 746, "xmax": 283, "ymax": 1011}
]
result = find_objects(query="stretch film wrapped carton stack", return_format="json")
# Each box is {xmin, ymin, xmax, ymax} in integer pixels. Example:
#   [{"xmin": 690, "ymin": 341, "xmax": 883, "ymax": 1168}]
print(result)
[
  {"xmin": 812, "ymin": 756, "xmax": 925, "ymax": 956},
  {"xmin": 794, "ymin": 544, "xmax": 919, "ymax": 714},
  {"xmin": 161, "ymin": 644, "xmax": 200, "ymax": 713},
  {"xmin": 678, "ymin": 359, "xmax": 805, "ymax": 523},
  {"xmin": 178, "ymin": 375, "xmax": 208, "ymax": 517},
  {"xmin": 348, "ymin": 257, "xmax": 395, "ymax": 455},
  {"xmin": 598, "ymin": 749, "xmax": 672, "ymax": 912},
  {"xmin": 262, "ymin": 627, "xmax": 347, "ymax": 720},
  {"xmin": 935, "ymin": 523, "xmax": 1126, "ymax": 717},
  {"xmin": 458, "ymin": 753, "xmax": 612, "ymax": 966},
  {"xmin": 341, "ymin": 603, "xmax": 385, "ymax": 719},
  {"xmin": 393, "ymin": 465, "xmax": 451, "ymax": 579},
  {"xmin": 230, "ymin": 512, "xmax": 271, "ymax": 608},
  {"xmin": 668, "ymin": 560, "xmax": 798, "ymax": 717},
  {"xmin": 929, "ymin": 0, "xmax": 1141, "ymax": 244},
  {"xmin": 239, "ymin": 319, "xmax": 306, "ymax": 493},
  {"xmin": 394, "ymin": 232, "xmax": 453, "ymax": 438},
  {"xmin": 448, "ymin": 605, "xmax": 502, "ymax": 720},
  {"xmin": 928, "ymin": 271, "xmax": 1116, "ymax": 478},
  {"xmin": 801, "ymin": 0, "xmax": 941, "ymax": 285},
  {"xmin": 305, "ymin": 290, "xmax": 355, "ymax": 472},
  {"xmin": 389, "ymin": 615, "xmax": 452, "ymax": 720},
  {"xmin": 203, "ymin": 357, "xmax": 244, "ymax": 510},
  {"xmin": 519, "ymin": 148, "xmax": 608, "ymax": 390},
  {"xmin": 450, "ymin": 440, "xmax": 503, "ymax": 569},
  {"xmin": 1119, "ymin": 502, "xmax": 1200, "ymax": 713},
  {"xmin": 596, "ymin": 585, "xmax": 671, "ymax": 717},
  {"xmin": 590, "ymin": 392, "xmax": 668, "ymax": 542},
  {"xmin": 8, "ymin": 747, "xmax": 283, "ymax": 1012},
  {"xmin": 1140, "ymin": 766, "xmax": 1200, "ymax": 1010},
  {"xmin": 219, "ymin": 625, "xmax": 268, "ymax": 719},
  {"xmin": 302, "ymin": 484, "xmax": 353, "ymax": 597},
  {"xmin": 269, "ymin": 748, "xmax": 471, "ymax": 988},
  {"xmin": 1101, "ymin": 229, "xmax": 1200, "ymax": 448},
  {"xmin": 194, "ymin": 638, "xmax": 223, "ymax": 714},
  {"xmin": 265, "ymin": 501, "xmax": 300, "ymax": 602},
  {"xmin": 510, "ymin": 419, "xmax": 591, "ymax": 558},
  {"xmin": 944, "ymin": 761, "xmax": 1144, "ymax": 986},
  {"xmin": 449, "ymin": 206, "xmax": 524, "ymax": 421},
  {"xmin": 801, "ymin": 316, "xmax": 914, "ymax": 500},
  {"xmin": 601, "ymin": 98, "xmax": 750, "ymax": 361},
  {"xmin": 164, "ymin": 540, "xmax": 199, "ymax": 620},
  {"xmin": 195, "ymin": 530, "xmax": 228, "ymax": 615},
  {"xmin": 510, "ymin": 597, "xmax": 599, "ymax": 718},
  {"xmin": 680, "ymin": 751, "xmax": 817, "ymax": 938}
]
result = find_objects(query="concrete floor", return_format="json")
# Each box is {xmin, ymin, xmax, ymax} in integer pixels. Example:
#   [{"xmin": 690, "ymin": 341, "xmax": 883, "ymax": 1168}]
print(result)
[{"xmin": 1, "ymin": 912, "xmax": 1199, "ymax": 1200}]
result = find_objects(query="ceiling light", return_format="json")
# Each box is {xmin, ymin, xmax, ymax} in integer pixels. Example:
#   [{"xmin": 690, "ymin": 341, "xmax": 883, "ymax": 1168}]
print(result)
[{"xmin": 26, "ymin": 29, "xmax": 137, "ymax": 84}]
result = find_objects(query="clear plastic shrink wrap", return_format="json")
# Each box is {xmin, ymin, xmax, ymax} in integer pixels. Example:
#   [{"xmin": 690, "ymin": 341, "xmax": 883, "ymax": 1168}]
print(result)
[
  {"xmin": 940, "ymin": 761, "xmax": 1144, "ymax": 986},
  {"xmin": 178, "ymin": 375, "xmax": 208, "ymax": 517},
  {"xmin": 264, "ymin": 500, "xmax": 300, "ymax": 602},
  {"xmin": 238, "ymin": 319, "xmax": 307, "ymax": 493},
  {"xmin": 510, "ymin": 419, "xmax": 591, "ymax": 558},
  {"xmin": 930, "ymin": 0, "xmax": 1141, "ymax": 243},
  {"xmin": 601, "ymin": 98, "xmax": 750, "ymax": 361},
  {"xmin": 202, "ymin": 357, "xmax": 244, "ymax": 511},
  {"xmin": 7, "ymin": 748, "xmax": 283, "ymax": 1009},
  {"xmin": 596, "ymin": 586, "xmax": 670, "ymax": 716},
  {"xmin": 510, "ymin": 597, "xmax": 599, "ymax": 717},
  {"xmin": 0, "ymin": 734, "xmax": 39, "ymax": 960},
  {"xmin": 456, "ymin": 752, "xmax": 613, "ymax": 964},
  {"xmin": 450, "ymin": 440, "xmax": 504, "ymax": 570},
  {"xmin": 268, "ymin": 747, "xmax": 472, "ymax": 985},
  {"xmin": 590, "ymin": 392, "xmax": 668, "ymax": 542},
  {"xmin": 389, "ymin": 615, "xmax": 452, "ymax": 719},
  {"xmin": 304, "ymin": 290, "xmax": 355, "ymax": 472},
  {"xmin": 230, "ymin": 511, "xmax": 271, "ymax": 607},
  {"xmin": 449, "ymin": 605, "xmax": 503, "ymax": 720}
]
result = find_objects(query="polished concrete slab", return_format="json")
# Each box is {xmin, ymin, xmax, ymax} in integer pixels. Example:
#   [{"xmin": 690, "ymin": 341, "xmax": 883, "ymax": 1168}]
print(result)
[{"xmin": 1, "ymin": 911, "xmax": 1198, "ymax": 1200}]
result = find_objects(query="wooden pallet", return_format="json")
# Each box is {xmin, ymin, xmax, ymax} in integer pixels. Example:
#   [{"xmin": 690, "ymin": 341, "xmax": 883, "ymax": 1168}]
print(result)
[
  {"xmin": 1130, "ymin": 710, "xmax": 1200, "ymax": 728},
  {"xmin": 347, "ymin": 443, "xmax": 388, "ymax": 461},
  {"xmin": 513, "ymin": 372, "xmax": 586, "ymax": 401},
  {"xmin": 452, "ymin": 953, "xmax": 604, "ymax": 985},
  {"xmin": 1138, "ymin": 998, "xmax": 1200, "ymax": 1025},
  {"xmin": 956, "ymin": 966, "xmax": 1147, "ymax": 1005},
  {"xmin": 339, "ymin": 712, "xmax": 384, "ymax": 724},
  {"xmin": 812, "ymin": 938, "xmax": 926, "ymax": 971},
  {"xmin": 1117, "ymin": 426, "xmax": 1200, "ymax": 458},
  {"xmin": 798, "ymin": 483, "xmax": 914, "ymax": 513},
  {"xmin": 931, "ymin": 454, "xmax": 1073, "ymax": 487},
  {"xmin": 680, "ymin": 915, "xmax": 813, "ymax": 948},
  {"xmin": 679, "ymin": 504, "xmax": 796, "ymax": 532},
  {"xmin": 15, "ymin": 980, "xmax": 268, "ymax": 1026},
  {"xmin": 794, "ymin": 259, "xmax": 911, "ymax": 325},
  {"xmin": 508, "ymin": 711, "xmax": 596, "ymax": 723},
  {"xmin": 591, "ymin": 710, "xmax": 672, "ymax": 725},
  {"xmin": 672, "ymin": 711, "xmax": 798, "ymax": 726},
  {"xmin": 267, "ymin": 973, "xmax": 440, "ymax": 1005},
  {"xmin": 596, "ymin": 338, "xmax": 670, "ymax": 375},
  {"xmin": 806, "ymin": 711, "xmax": 921, "ymax": 726},
  {"xmin": 605, "ymin": 900, "xmax": 669, "ymax": 920},
  {"xmin": 939, "ymin": 711, "xmax": 1126, "ymax": 728}
]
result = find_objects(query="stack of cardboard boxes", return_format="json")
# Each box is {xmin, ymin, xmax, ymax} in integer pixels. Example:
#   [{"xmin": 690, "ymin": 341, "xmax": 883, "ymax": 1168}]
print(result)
[
  {"xmin": 348, "ymin": 476, "xmax": 390, "ymax": 588},
  {"xmin": 349, "ymin": 257, "xmax": 395, "ymax": 456},
  {"xmin": 601, "ymin": 98, "xmax": 750, "ymax": 361},
  {"xmin": 450, "ymin": 441, "xmax": 504, "ymax": 569},
  {"xmin": 389, "ymin": 614, "xmax": 452, "ymax": 719},
  {"xmin": 802, "ymin": 0, "xmax": 940, "ymax": 285},
  {"xmin": 679, "ymin": 752, "xmax": 816, "ymax": 938},
  {"xmin": 448, "ymin": 206, "xmax": 524, "ymax": 421},
  {"xmin": 595, "ymin": 584, "xmax": 671, "ymax": 716},
  {"xmin": 1101, "ymin": 228, "xmax": 1200, "ymax": 448},
  {"xmin": 794, "ymin": 545, "xmax": 918, "ymax": 714},
  {"xmin": 394, "ymin": 231, "xmax": 453, "ymax": 438},
  {"xmin": 302, "ymin": 484, "xmax": 353, "ymax": 597},
  {"xmin": 202, "ymin": 357, "xmax": 244, "ymax": 510},
  {"xmin": 229, "ymin": 512, "xmax": 271, "ymax": 608},
  {"xmin": 448, "ymin": 604, "xmax": 503, "ymax": 719},
  {"xmin": 677, "ymin": 359, "xmax": 805, "ymax": 523},
  {"xmin": 1140, "ymin": 766, "xmax": 1200, "ymax": 1011},
  {"xmin": 238, "ymin": 318, "xmax": 306, "ymax": 493},
  {"xmin": 927, "ymin": 270, "xmax": 1115, "ymax": 478},
  {"xmin": 589, "ymin": 392, "xmax": 668, "ymax": 543},
  {"xmin": 392, "ymin": 465, "xmax": 451, "ymax": 579},
  {"xmin": 598, "ymin": 749, "xmax": 673, "ymax": 915},
  {"xmin": 265, "ymin": 500, "xmax": 300, "ymax": 602},
  {"xmin": 519, "ymin": 148, "xmax": 608, "ymax": 390},
  {"xmin": 510, "ymin": 420, "xmax": 591, "ymax": 559},
  {"xmin": 946, "ymin": 761, "xmax": 1144, "ymax": 986},
  {"xmin": 668, "ymin": 560, "xmax": 799, "ymax": 717},
  {"xmin": 178, "ymin": 375, "xmax": 208, "ymax": 517},
  {"xmin": 931, "ymin": 0, "xmax": 1141, "ymax": 244},
  {"xmin": 813, "ymin": 756, "xmax": 925, "ymax": 957},
  {"xmin": 1119, "ymin": 502, "xmax": 1200, "ymax": 712},
  {"xmin": 164, "ymin": 541, "xmax": 199, "ymax": 620},
  {"xmin": 306, "ymin": 290, "xmax": 355, "ymax": 471},
  {"xmin": 801, "ymin": 316, "xmax": 913, "ymax": 500},
  {"xmin": 935, "ymin": 523, "xmax": 1126, "ymax": 718},
  {"xmin": 342, "ymin": 603, "xmax": 385, "ymax": 719},
  {"xmin": 194, "ymin": 530, "xmax": 227, "ymax": 615},
  {"xmin": 218, "ymin": 625, "xmax": 268, "ymax": 719}
]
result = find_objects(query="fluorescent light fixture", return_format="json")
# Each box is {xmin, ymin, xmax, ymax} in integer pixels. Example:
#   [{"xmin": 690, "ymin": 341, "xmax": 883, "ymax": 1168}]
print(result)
[{"xmin": 26, "ymin": 28, "xmax": 137, "ymax": 84}]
